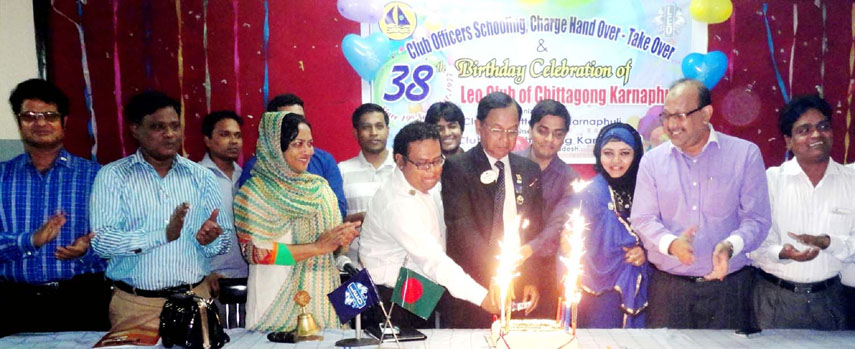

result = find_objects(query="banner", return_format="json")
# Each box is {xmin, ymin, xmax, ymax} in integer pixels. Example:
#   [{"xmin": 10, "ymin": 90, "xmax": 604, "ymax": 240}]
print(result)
[{"xmin": 351, "ymin": 0, "xmax": 705, "ymax": 163}]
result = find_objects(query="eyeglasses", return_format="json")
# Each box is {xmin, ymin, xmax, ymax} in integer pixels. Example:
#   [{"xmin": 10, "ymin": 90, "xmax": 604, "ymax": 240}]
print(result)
[
  {"xmin": 792, "ymin": 120, "xmax": 832, "ymax": 137},
  {"xmin": 404, "ymin": 155, "xmax": 445, "ymax": 170},
  {"xmin": 487, "ymin": 127, "xmax": 519, "ymax": 138},
  {"xmin": 659, "ymin": 105, "xmax": 706, "ymax": 124},
  {"xmin": 18, "ymin": 111, "xmax": 62, "ymax": 123}
]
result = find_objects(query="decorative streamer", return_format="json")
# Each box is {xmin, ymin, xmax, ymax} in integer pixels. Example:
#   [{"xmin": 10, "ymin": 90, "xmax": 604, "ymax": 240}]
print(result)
[
  {"xmin": 762, "ymin": 3, "xmax": 790, "ymax": 104},
  {"xmin": 820, "ymin": 1, "xmax": 826, "ymax": 96},
  {"xmin": 263, "ymin": 0, "xmax": 270, "ymax": 107},
  {"xmin": 53, "ymin": 0, "xmax": 98, "ymax": 160},
  {"xmin": 728, "ymin": 6, "xmax": 735, "ymax": 83},
  {"xmin": 787, "ymin": 4, "xmax": 797, "ymax": 99},
  {"xmin": 845, "ymin": 2, "xmax": 854, "ymax": 163},
  {"xmin": 175, "ymin": 0, "xmax": 187, "ymax": 155},
  {"xmin": 203, "ymin": 0, "xmax": 211, "ymax": 113},
  {"xmin": 143, "ymin": 0, "xmax": 152, "ymax": 80},
  {"xmin": 112, "ymin": 0, "xmax": 126, "ymax": 157},
  {"xmin": 232, "ymin": 0, "xmax": 241, "ymax": 114}
]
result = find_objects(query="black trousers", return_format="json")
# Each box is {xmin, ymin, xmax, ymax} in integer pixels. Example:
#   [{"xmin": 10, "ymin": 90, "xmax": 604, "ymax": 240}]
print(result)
[
  {"xmin": 646, "ymin": 266, "xmax": 753, "ymax": 329},
  {"xmin": 842, "ymin": 285, "xmax": 855, "ymax": 330},
  {"xmin": 753, "ymin": 274, "xmax": 845, "ymax": 330},
  {"xmin": 0, "ymin": 272, "xmax": 112, "ymax": 337}
]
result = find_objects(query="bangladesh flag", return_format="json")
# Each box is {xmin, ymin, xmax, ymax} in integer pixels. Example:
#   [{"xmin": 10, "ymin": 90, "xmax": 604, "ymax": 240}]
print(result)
[{"xmin": 390, "ymin": 267, "xmax": 445, "ymax": 319}]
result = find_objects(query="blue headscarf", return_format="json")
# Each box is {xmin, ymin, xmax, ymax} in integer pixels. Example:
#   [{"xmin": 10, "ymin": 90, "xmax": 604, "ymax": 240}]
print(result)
[{"xmin": 593, "ymin": 123, "xmax": 644, "ymax": 197}]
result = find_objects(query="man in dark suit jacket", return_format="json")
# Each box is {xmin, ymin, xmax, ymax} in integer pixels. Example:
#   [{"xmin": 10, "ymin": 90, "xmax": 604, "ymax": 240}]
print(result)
[{"xmin": 440, "ymin": 92, "xmax": 545, "ymax": 328}]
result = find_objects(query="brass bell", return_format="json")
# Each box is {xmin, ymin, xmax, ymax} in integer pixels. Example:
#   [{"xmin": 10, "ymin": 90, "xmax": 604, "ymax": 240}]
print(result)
[
  {"xmin": 295, "ymin": 312, "xmax": 321, "ymax": 337},
  {"xmin": 293, "ymin": 290, "xmax": 323, "ymax": 341}
]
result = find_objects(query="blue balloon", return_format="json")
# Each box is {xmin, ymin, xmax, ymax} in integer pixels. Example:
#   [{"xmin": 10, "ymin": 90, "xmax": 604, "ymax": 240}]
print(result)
[
  {"xmin": 341, "ymin": 32, "xmax": 392, "ymax": 81},
  {"xmin": 681, "ymin": 51, "xmax": 728, "ymax": 89}
]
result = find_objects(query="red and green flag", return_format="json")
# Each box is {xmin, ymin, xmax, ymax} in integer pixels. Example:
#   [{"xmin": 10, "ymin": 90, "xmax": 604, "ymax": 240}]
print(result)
[{"xmin": 390, "ymin": 267, "xmax": 445, "ymax": 319}]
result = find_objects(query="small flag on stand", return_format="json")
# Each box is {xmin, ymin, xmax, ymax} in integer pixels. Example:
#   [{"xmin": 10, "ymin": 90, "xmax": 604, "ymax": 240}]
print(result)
[
  {"xmin": 390, "ymin": 267, "xmax": 445, "ymax": 319},
  {"xmin": 327, "ymin": 269, "xmax": 380, "ymax": 324}
]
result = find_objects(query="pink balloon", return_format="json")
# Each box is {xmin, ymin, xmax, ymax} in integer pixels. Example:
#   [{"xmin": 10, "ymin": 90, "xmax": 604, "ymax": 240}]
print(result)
[
  {"xmin": 337, "ymin": 0, "xmax": 385, "ymax": 23},
  {"xmin": 638, "ymin": 105, "xmax": 663, "ymax": 139}
]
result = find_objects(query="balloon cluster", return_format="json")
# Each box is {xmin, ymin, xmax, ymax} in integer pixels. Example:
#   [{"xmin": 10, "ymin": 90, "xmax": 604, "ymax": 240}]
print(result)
[
  {"xmin": 679, "ymin": 0, "xmax": 733, "ymax": 89},
  {"xmin": 338, "ymin": 0, "xmax": 399, "ymax": 81}
]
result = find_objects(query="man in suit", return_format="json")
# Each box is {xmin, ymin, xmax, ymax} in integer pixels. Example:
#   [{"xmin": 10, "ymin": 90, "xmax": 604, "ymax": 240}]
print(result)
[{"xmin": 441, "ymin": 92, "xmax": 543, "ymax": 328}]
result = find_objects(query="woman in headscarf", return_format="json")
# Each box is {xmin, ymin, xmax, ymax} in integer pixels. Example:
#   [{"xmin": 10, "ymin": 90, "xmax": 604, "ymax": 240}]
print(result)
[
  {"xmin": 549, "ymin": 122, "xmax": 648, "ymax": 328},
  {"xmin": 234, "ymin": 112, "xmax": 360, "ymax": 334}
]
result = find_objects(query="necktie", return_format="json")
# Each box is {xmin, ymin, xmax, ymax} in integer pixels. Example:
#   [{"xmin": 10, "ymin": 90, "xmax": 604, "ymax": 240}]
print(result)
[{"xmin": 492, "ymin": 161, "xmax": 505, "ymax": 241}]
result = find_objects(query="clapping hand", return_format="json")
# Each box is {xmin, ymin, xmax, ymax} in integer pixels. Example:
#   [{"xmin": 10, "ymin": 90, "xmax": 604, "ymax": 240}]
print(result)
[
  {"xmin": 196, "ymin": 209, "xmax": 223, "ymax": 246},
  {"xmin": 787, "ymin": 232, "xmax": 830, "ymax": 250},
  {"xmin": 315, "ymin": 221, "xmax": 361, "ymax": 254},
  {"xmin": 166, "ymin": 203, "xmax": 190, "ymax": 242},
  {"xmin": 33, "ymin": 212, "xmax": 67, "ymax": 248},
  {"xmin": 668, "ymin": 226, "xmax": 697, "ymax": 265},
  {"xmin": 704, "ymin": 241, "xmax": 733, "ymax": 281},
  {"xmin": 55, "ymin": 232, "xmax": 94, "ymax": 260},
  {"xmin": 779, "ymin": 243, "xmax": 820, "ymax": 262}
]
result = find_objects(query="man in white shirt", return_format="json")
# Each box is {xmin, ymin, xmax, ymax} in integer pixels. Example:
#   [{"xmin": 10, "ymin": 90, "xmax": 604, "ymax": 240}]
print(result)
[
  {"xmin": 749, "ymin": 95, "xmax": 855, "ymax": 330},
  {"xmin": 843, "ymin": 161, "xmax": 855, "ymax": 329},
  {"xmin": 360, "ymin": 121, "xmax": 499, "ymax": 328},
  {"xmin": 199, "ymin": 110, "xmax": 247, "ymax": 328},
  {"xmin": 338, "ymin": 103, "xmax": 396, "ymax": 267}
]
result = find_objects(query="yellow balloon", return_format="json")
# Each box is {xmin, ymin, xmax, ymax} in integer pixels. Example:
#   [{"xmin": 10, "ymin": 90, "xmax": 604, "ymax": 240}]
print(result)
[
  {"xmin": 689, "ymin": 0, "xmax": 733, "ymax": 24},
  {"xmin": 626, "ymin": 116, "xmax": 641, "ymax": 129}
]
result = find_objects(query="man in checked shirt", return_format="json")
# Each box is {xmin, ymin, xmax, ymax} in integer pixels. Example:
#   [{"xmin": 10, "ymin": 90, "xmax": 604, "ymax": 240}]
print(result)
[{"xmin": 0, "ymin": 79, "xmax": 110, "ymax": 337}]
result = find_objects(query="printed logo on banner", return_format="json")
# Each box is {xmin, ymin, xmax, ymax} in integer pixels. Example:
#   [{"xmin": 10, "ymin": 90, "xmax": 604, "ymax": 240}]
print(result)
[
  {"xmin": 654, "ymin": 4, "xmax": 687, "ymax": 37},
  {"xmin": 344, "ymin": 282, "xmax": 370, "ymax": 309},
  {"xmin": 379, "ymin": 1, "xmax": 417, "ymax": 40}
]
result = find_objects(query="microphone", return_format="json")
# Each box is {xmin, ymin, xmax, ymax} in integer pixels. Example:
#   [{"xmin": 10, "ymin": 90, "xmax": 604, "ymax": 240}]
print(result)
[{"xmin": 335, "ymin": 255, "xmax": 360, "ymax": 277}]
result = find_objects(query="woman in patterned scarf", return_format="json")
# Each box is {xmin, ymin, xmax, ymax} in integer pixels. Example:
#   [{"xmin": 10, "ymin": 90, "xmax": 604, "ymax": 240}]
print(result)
[
  {"xmin": 234, "ymin": 112, "xmax": 359, "ymax": 334},
  {"xmin": 548, "ymin": 122, "xmax": 648, "ymax": 328}
]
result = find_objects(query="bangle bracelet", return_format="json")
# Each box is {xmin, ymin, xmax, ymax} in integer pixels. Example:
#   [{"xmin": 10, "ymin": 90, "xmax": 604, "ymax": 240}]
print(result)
[{"xmin": 274, "ymin": 243, "xmax": 296, "ymax": 265}]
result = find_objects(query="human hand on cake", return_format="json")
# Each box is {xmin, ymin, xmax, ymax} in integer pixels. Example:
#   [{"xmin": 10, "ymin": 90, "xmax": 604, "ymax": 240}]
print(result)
[
  {"xmin": 520, "ymin": 284, "xmax": 539, "ymax": 316},
  {"xmin": 622, "ymin": 245, "xmax": 646, "ymax": 266},
  {"xmin": 481, "ymin": 282, "xmax": 502, "ymax": 314}
]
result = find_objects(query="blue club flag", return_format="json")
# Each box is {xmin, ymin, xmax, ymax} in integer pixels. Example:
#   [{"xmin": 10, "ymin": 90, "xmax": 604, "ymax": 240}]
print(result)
[{"xmin": 327, "ymin": 269, "xmax": 380, "ymax": 324}]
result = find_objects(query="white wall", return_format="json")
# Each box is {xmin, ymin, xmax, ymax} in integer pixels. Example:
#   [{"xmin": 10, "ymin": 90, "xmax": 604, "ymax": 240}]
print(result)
[{"xmin": 0, "ymin": 0, "xmax": 38, "ymax": 159}]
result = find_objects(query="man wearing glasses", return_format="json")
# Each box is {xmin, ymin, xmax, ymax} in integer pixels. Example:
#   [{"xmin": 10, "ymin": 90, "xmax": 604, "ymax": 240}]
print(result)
[
  {"xmin": 360, "ymin": 121, "xmax": 501, "ymax": 328},
  {"xmin": 0, "ymin": 79, "xmax": 110, "ymax": 336},
  {"xmin": 440, "ymin": 92, "xmax": 543, "ymax": 328},
  {"xmin": 631, "ymin": 78, "xmax": 771, "ymax": 329},
  {"xmin": 749, "ymin": 95, "xmax": 855, "ymax": 330}
]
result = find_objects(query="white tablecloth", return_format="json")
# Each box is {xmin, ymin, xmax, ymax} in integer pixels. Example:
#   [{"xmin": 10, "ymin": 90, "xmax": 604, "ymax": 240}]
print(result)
[{"xmin": 1, "ymin": 328, "xmax": 854, "ymax": 348}]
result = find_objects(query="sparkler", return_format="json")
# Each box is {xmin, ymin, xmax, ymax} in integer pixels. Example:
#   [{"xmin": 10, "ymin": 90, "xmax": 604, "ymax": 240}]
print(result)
[
  {"xmin": 558, "ymin": 179, "xmax": 590, "ymax": 336},
  {"xmin": 493, "ymin": 216, "xmax": 525, "ymax": 333}
]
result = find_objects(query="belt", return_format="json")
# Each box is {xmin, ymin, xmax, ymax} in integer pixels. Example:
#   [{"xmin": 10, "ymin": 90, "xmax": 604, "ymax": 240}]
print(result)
[
  {"xmin": 112, "ymin": 279, "xmax": 204, "ymax": 298},
  {"xmin": 759, "ymin": 270, "xmax": 837, "ymax": 294}
]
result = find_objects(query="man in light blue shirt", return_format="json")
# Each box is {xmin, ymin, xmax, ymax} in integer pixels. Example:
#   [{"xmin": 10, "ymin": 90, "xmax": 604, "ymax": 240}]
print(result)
[{"xmin": 90, "ymin": 91, "xmax": 231, "ymax": 333}]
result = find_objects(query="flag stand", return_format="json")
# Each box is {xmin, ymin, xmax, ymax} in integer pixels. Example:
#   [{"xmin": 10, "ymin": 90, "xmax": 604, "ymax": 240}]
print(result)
[{"xmin": 334, "ymin": 314, "xmax": 378, "ymax": 347}]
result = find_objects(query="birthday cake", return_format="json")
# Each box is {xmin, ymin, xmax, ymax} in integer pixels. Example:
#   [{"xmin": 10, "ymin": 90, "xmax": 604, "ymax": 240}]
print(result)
[{"xmin": 488, "ymin": 319, "xmax": 578, "ymax": 349}]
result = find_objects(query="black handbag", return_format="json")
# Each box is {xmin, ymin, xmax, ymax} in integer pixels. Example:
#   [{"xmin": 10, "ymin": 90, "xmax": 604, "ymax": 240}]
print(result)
[{"xmin": 159, "ymin": 292, "xmax": 230, "ymax": 349}]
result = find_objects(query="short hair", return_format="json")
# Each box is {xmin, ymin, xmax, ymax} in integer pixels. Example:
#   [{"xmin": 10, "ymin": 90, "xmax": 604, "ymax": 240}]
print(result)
[
  {"xmin": 267, "ymin": 93, "xmax": 304, "ymax": 112},
  {"xmin": 124, "ymin": 90, "xmax": 181, "ymax": 125},
  {"xmin": 351, "ymin": 103, "xmax": 389, "ymax": 128},
  {"xmin": 201, "ymin": 110, "xmax": 243, "ymax": 137},
  {"xmin": 280, "ymin": 112, "xmax": 312, "ymax": 152},
  {"xmin": 393, "ymin": 121, "xmax": 441, "ymax": 158},
  {"xmin": 669, "ymin": 78, "xmax": 711, "ymax": 109},
  {"xmin": 476, "ymin": 92, "xmax": 522, "ymax": 122},
  {"xmin": 778, "ymin": 95, "xmax": 832, "ymax": 137},
  {"xmin": 529, "ymin": 99, "xmax": 570, "ymax": 130},
  {"xmin": 424, "ymin": 101, "xmax": 466, "ymax": 132},
  {"xmin": 9, "ymin": 79, "xmax": 70, "ymax": 120}
]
